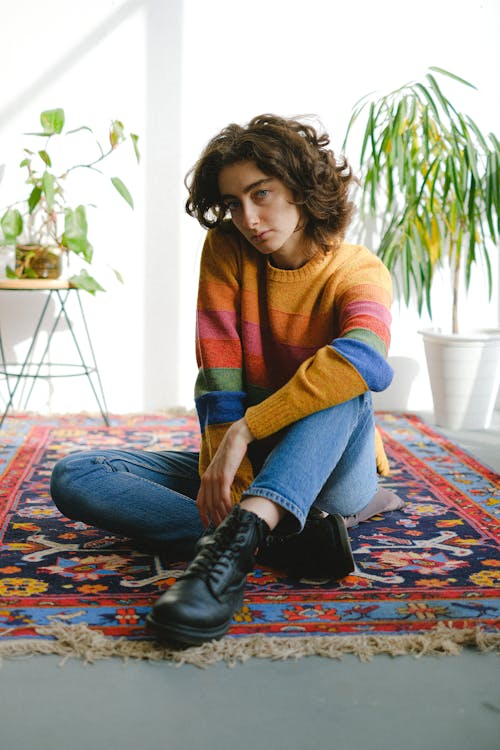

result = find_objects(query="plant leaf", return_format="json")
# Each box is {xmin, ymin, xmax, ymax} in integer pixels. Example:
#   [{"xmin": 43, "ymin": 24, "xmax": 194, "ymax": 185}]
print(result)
[
  {"xmin": 130, "ymin": 133, "xmax": 141, "ymax": 163},
  {"xmin": 38, "ymin": 150, "xmax": 52, "ymax": 167},
  {"xmin": 62, "ymin": 206, "xmax": 90, "ymax": 256},
  {"xmin": 111, "ymin": 177, "xmax": 134, "ymax": 208},
  {"xmin": 109, "ymin": 120, "xmax": 125, "ymax": 149},
  {"xmin": 463, "ymin": 115, "xmax": 489, "ymax": 151},
  {"xmin": 429, "ymin": 66, "xmax": 477, "ymax": 90},
  {"xmin": 359, "ymin": 102, "xmax": 375, "ymax": 165},
  {"xmin": 1, "ymin": 208, "xmax": 23, "ymax": 240},
  {"xmin": 69, "ymin": 268, "xmax": 105, "ymax": 295},
  {"xmin": 484, "ymin": 153, "xmax": 495, "ymax": 239},
  {"xmin": 42, "ymin": 171, "xmax": 56, "ymax": 212},
  {"xmin": 6, "ymin": 265, "xmax": 17, "ymax": 278},
  {"xmin": 40, "ymin": 108, "xmax": 65, "ymax": 135},
  {"xmin": 426, "ymin": 73, "xmax": 459, "ymax": 120},
  {"xmin": 28, "ymin": 185, "xmax": 42, "ymax": 214},
  {"xmin": 415, "ymin": 83, "xmax": 440, "ymax": 120}
]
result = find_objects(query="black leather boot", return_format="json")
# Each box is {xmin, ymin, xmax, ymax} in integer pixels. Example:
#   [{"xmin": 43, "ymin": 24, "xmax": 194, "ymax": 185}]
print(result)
[
  {"xmin": 256, "ymin": 509, "xmax": 355, "ymax": 580},
  {"xmin": 146, "ymin": 505, "xmax": 270, "ymax": 645}
]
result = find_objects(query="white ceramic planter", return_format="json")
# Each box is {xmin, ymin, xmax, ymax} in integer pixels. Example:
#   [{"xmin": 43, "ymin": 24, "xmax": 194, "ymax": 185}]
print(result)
[{"xmin": 419, "ymin": 328, "xmax": 500, "ymax": 430}]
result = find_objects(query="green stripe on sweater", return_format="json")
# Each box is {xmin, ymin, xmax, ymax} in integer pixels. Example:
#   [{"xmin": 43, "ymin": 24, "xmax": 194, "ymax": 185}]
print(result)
[
  {"xmin": 343, "ymin": 329, "xmax": 387, "ymax": 357},
  {"xmin": 195, "ymin": 367, "xmax": 244, "ymax": 397}
]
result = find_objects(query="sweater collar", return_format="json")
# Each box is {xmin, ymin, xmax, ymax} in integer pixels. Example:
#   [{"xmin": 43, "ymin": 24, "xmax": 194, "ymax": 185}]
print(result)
[{"xmin": 266, "ymin": 249, "xmax": 327, "ymax": 282}]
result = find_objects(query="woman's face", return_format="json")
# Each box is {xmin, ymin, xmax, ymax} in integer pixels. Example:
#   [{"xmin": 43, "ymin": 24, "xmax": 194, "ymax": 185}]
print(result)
[{"xmin": 218, "ymin": 160, "xmax": 308, "ymax": 270}]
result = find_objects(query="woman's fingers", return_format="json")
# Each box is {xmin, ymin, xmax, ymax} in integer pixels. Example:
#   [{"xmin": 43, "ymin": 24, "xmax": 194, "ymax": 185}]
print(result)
[
  {"xmin": 196, "ymin": 485, "xmax": 210, "ymax": 527},
  {"xmin": 197, "ymin": 471, "xmax": 232, "ymax": 527},
  {"xmin": 197, "ymin": 418, "xmax": 253, "ymax": 526}
]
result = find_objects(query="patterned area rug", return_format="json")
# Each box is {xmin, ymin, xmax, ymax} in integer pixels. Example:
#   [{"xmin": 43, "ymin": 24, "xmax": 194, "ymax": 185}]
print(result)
[{"xmin": 0, "ymin": 412, "xmax": 498, "ymax": 665}]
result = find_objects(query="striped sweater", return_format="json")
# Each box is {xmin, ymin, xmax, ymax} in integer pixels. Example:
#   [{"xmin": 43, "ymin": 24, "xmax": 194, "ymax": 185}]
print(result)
[{"xmin": 195, "ymin": 226, "xmax": 393, "ymax": 501}]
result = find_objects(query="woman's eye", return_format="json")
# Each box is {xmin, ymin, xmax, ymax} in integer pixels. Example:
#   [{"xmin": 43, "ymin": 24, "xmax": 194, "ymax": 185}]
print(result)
[
  {"xmin": 255, "ymin": 189, "xmax": 269, "ymax": 200},
  {"xmin": 224, "ymin": 200, "xmax": 239, "ymax": 212}
]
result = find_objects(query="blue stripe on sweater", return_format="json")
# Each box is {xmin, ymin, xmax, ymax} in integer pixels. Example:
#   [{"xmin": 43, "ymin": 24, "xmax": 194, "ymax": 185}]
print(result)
[
  {"xmin": 331, "ymin": 338, "xmax": 393, "ymax": 392},
  {"xmin": 195, "ymin": 391, "xmax": 247, "ymax": 431}
]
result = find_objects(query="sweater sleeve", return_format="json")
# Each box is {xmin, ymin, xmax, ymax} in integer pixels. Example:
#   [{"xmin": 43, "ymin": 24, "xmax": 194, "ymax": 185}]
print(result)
[
  {"xmin": 244, "ymin": 248, "xmax": 393, "ymax": 472},
  {"xmin": 194, "ymin": 229, "xmax": 254, "ymax": 501}
]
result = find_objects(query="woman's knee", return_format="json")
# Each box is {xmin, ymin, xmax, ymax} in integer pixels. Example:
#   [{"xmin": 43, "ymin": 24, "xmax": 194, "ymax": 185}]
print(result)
[{"xmin": 50, "ymin": 451, "xmax": 103, "ymax": 519}]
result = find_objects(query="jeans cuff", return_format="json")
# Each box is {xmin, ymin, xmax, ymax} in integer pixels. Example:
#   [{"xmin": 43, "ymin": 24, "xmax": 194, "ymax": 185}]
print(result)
[{"xmin": 241, "ymin": 487, "xmax": 306, "ymax": 533}]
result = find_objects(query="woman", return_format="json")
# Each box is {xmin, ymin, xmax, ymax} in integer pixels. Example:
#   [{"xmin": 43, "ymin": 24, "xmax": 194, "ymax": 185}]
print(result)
[{"xmin": 51, "ymin": 115, "xmax": 401, "ymax": 646}]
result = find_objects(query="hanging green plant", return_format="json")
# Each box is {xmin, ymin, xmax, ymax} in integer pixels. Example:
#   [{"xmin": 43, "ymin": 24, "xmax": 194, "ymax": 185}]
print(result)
[
  {"xmin": 0, "ymin": 108, "xmax": 140, "ymax": 293},
  {"xmin": 343, "ymin": 67, "xmax": 500, "ymax": 333}
]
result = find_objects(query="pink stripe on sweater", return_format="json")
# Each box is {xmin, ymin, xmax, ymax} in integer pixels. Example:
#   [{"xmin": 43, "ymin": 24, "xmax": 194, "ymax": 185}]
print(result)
[
  {"xmin": 340, "ymin": 300, "xmax": 392, "ymax": 329},
  {"xmin": 197, "ymin": 309, "xmax": 239, "ymax": 340},
  {"xmin": 242, "ymin": 320, "xmax": 264, "ymax": 356}
]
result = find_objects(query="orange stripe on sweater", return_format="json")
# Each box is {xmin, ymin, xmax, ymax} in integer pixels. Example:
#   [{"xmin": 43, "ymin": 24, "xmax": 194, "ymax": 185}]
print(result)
[
  {"xmin": 343, "ymin": 315, "xmax": 390, "ymax": 347},
  {"xmin": 340, "ymin": 283, "xmax": 392, "ymax": 308},
  {"xmin": 196, "ymin": 339, "xmax": 242, "ymax": 369},
  {"xmin": 198, "ymin": 280, "xmax": 239, "ymax": 311}
]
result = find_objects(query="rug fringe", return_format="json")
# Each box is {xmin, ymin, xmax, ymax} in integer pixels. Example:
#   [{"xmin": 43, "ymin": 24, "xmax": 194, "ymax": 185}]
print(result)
[{"xmin": 0, "ymin": 623, "xmax": 498, "ymax": 668}]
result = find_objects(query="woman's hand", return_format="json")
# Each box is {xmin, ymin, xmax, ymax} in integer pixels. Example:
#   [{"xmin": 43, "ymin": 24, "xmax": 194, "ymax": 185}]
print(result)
[{"xmin": 197, "ymin": 418, "xmax": 254, "ymax": 527}]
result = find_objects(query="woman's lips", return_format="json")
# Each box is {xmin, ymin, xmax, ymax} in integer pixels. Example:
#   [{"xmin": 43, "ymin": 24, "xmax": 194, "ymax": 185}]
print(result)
[{"xmin": 252, "ymin": 230, "xmax": 271, "ymax": 242}]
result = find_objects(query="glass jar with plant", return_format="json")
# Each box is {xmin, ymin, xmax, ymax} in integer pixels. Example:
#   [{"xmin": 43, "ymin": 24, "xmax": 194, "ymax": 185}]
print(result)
[{"xmin": 0, "ymin": 108, "xmax": 140, "ymax": 293}]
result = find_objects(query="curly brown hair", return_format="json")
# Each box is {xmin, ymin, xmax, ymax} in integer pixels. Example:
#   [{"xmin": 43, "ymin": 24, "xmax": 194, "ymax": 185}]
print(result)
[{"xmin": 185, "ymin": 114, "xmax": 356, "ymax": 252}]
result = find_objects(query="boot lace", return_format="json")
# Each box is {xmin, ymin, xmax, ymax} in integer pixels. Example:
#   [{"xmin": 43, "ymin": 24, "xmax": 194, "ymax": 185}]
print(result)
[
  {"xmin": 188, "ymin": 508, "xmax": 269, "ymax": 584},
  {"xmin": 187, "ymin": 510, "xmax": 249, "ymax": 580}
]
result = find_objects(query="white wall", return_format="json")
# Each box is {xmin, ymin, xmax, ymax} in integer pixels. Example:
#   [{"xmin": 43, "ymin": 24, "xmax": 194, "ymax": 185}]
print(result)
[{"xmin": 1, "ymin": 0, "xmax": 499, "ymax": 417}]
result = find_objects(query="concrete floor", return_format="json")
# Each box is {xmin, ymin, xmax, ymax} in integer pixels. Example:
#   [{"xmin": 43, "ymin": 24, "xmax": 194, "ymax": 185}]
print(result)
[
  {"xmin": 0, "ymin": 649, "xmax": 499, "ymax": 750},
  {"xmin": 0, "ymin": 412, "xmax": 499, "ymax": 750}
]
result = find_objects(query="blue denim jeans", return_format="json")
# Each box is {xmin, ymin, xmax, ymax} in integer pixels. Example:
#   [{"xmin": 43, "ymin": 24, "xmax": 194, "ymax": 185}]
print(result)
[{"xmin": 50, "ymin": 393, "xmax": 377, "ymax": 545}]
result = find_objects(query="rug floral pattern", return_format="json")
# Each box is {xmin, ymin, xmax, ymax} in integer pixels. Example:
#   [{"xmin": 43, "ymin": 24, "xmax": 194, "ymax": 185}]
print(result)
[{"xmin": 0, "ymin": 413, "xmax": 498, "ymax": 645}]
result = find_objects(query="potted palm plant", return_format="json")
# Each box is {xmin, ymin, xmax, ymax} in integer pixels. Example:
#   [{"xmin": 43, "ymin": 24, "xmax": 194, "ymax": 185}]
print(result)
[
  {"xmin": 0, "ymin": 108, "xmax": 140, "ymax": 293},
  {"xmin": 343, "ymin": 67, "xmax": 500, "ymax": 429}
]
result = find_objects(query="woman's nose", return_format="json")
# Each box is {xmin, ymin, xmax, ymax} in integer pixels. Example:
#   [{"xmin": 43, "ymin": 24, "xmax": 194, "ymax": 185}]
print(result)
[{"xmin": 242, "ymin": 203, "xmax": 258, "ymax": 229}]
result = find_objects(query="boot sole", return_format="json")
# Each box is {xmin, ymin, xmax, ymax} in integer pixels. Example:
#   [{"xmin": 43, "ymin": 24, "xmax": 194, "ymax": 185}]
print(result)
[
  {"xmin": 145, "ymin": 612, "xmax": 232, "ymax": 646},
  {"xmin": 145, "ymin": 587, "xmax": 245, "ymax": 647}
]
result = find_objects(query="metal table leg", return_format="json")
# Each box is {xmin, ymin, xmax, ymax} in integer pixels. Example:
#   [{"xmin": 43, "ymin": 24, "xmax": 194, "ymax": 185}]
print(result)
[{"xmin": 0, "ymin": 288, "xmax": 110, "ymax": 427}]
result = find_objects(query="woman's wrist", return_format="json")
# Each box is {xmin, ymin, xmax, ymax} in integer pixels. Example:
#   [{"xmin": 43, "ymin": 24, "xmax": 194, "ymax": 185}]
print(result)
[{"xmin": 230, "ymin": 417, "xmax": 254, "ymax": 445}]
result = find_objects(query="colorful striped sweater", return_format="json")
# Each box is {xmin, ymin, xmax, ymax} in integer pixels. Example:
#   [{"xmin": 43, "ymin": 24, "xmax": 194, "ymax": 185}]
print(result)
[{"xmin": 195, "ymin": 226, "xmax": 393, "ymax": 501}]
